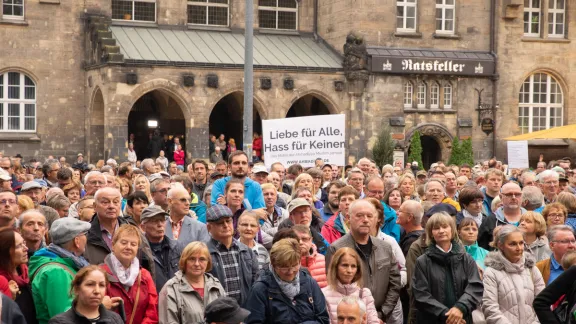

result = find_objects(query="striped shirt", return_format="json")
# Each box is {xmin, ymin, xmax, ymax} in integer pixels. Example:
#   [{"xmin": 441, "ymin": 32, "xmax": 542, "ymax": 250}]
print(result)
[{"xmin": 251, "ymin": 242, "xmax": 270, "ymax": 270}]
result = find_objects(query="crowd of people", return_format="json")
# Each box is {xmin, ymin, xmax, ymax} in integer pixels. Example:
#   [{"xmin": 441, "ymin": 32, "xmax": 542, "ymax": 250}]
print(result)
[{"xmin": 1, "ymin": 150, "xmax": 576, "ymax": 323}]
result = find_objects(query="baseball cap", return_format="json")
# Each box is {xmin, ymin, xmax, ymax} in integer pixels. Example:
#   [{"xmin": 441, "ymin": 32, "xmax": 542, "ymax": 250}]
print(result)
[
  {"xmin": 33, "ymin": 179, "xmax": 48, "ymax": 188},
  {"xmin": 140, "ymin": 205, "xmax": 169, "ymax": 223},
  {"xmin": 50, "ymin": 218, "xmax": 91, "ymax": 245},
  {"xmin": 252, "ymin": 165, "xmax": 268, "ymax": 174},
  {"xmin": 559, "ymin": 175, "xmax": 569, "ymax": 182},
  {"xmin": 205, "ymin": 297, "xmax": 250, "ymax": 323},
  {"xmin": 412, "ymin": 161, "xmax": 418, "ymax": 166},
  {"xmin": 77, "ymin": 153, "xmax": 83, "ymax": 157},
  {"xmin": 206, "ymin": 205, "xmax": 233, "ymax": 222},
  {"xmin": 416, "ymin": 170, "xmax": 427, "ymax": 177},
  {"xmin": 211, "ymin": 172, "xmax": 226, "ymax": 180},
  {"xmin": 21, "ymin": 181, "xmax": 42, "ymax": 191},
  {"xmin": 287, "ymin": 198, "xmax": 311, "ymax": 213}
]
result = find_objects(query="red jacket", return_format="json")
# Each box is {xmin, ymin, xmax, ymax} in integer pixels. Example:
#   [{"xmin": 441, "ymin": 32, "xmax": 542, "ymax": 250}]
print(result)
[
  {"xmin": 101, "ymin": 264, "xmax": 158, "ymax": 324},
  {"xmin": 321, "ymin": 213, "xmax": 345, "ymax": 244},
  {"xmin": 301, "ymin": 251, "xmax": 327, "ymax": 288},
  {"xmin": 173, "ymin": 150, "xmax": 185, "ymax": 166},
  {"xmin": 253, "ymin": 137, "xmax": 262, "ymax": 157}
]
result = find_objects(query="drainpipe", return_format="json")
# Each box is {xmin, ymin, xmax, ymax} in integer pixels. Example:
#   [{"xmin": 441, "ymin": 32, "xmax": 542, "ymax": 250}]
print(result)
[
  {"xmin": 490, "ymin": 0, "xmax": 498, "ymax": 158},
  {"xmin": 313, "ymin": 0, "xmax": 319, "ymax": 41}
]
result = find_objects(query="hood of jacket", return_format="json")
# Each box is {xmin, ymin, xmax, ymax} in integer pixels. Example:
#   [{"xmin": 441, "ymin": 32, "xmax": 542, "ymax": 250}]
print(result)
[
  {"xmin": 28, "ymin": 248, "xmax": 78, "ymax": 278},
  {"xmin": 484, "ymin": 251, "xmax": 535, "ymax": 273},
  {"xmin": 172, "ymin": 270, "xmax": 221, "ymax": 293},
  {"xmin": 494, "ymin": 206, "xmax": 527, "ymax": 225},
  {"xmin": 527, "ymin": 236, "xmax": 548, "ymax": 249},
  {"xmin": 424, "ymin": 240, "xmax": 463, "ymax": 264}
]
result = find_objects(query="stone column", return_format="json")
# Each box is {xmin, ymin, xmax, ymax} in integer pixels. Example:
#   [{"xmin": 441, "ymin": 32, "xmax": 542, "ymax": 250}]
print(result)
[
  {"xmin": 346, "ymin": 76, "xmax": 368, "ymax": 164},
  {"xmin": 188, "ymin": 126, "xmax": 210, "ymax": 160}
]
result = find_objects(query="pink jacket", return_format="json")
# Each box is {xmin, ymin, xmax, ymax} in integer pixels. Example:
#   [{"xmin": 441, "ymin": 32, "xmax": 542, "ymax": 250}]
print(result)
[
  {"xmin": 301, "ymin": 250, "xmax": 327, "ymax": 288},
  {"xmin": 322, "ymin": 282, "xmax": 379, "ymax": 324}
]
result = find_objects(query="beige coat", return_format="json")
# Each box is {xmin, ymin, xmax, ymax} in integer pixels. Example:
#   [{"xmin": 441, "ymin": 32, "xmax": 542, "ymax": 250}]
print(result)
[{"xmin": 158, "ymin": 271, "xmax": 225, "ymax": 324}]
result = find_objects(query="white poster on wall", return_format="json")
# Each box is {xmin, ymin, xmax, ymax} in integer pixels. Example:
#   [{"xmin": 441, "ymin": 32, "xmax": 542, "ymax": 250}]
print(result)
[
  {"xmin": 507, "ymin": 141, "xmax": 529, "ymax": 169},
  {"xmin": 262, "ymin": 114, "xmax": 346, "ymax": 169}
]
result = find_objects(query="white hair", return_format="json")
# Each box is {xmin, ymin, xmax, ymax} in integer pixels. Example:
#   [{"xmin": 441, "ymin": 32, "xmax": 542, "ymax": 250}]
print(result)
[
  {"xmin": 94, "ymin": 187, "xmax": 122, "ymax": 202},
  {"xmin": 84, "ymin": 171, "xmax": 104, "ymax": 185},
  {"xmin": 348, "ymin": 199, "xmax": 377, "ymax": 217},
  {"xmin": 17, "ymin": 209, "xmax": 46, "ymax": 229},
  {"xmin": 337, "ymin": 296, "xmax": 366, "ymax": 316},
  {"xmin": 537, "ymin": 170, "xmax": 559, "ymax": 183}
]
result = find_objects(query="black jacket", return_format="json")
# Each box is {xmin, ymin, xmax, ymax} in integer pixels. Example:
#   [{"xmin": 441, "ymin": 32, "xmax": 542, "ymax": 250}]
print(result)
[
  {"xmin": 149, "ymin": 235, "xmax": 182, "ymax": 293},
  {"xmin": 0, "ymin": 294, "xmax": 26, "ymax": 324},
  {"xmin": 456, "ymin": 211, "xmax": 496, "ymax": 251},
  {"xmin": 48, "ymin": 303, "xmax": 123, "ymax": 324},
  {"xmin": 411, "ymin": 243, "xmax": 483, "ymax": 324},
  {"xmin": 400, "ymin": 230, "xmax": 424, "ymax": 257},
  {"xmin": 534, "ymin": 263, "xmax": 576, "ymax": 324}
]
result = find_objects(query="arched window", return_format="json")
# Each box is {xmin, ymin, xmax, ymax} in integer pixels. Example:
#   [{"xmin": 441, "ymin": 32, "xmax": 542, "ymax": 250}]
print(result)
[
  {"xmin": 417, "ymin": 82, "xmax": 426, "ymax": 108},
  {"xmin": 258, "ymin": 0, "xmax": 298, "ymax": 30},
  {"xmin": 403, "ymin": 82, "xmax": 413, "ymax": 108},
  {"xmin": 518, "ymin": 72, "xmax": 563, "ymax": 134},
  {"xmin": 430, "ymin": 82, "xmax": 439, "ymax": 109},
  {"xmin": 112, "ymin": 0, "xmax": 156, "ymax": 22},
  {"xmin": 188, "ymin": 0, "xmax": 229, "ymax": 26},
  {"xmin": 443, "ymin": 83, "xmax": 452, "ymax": 109},
  {"xmin": 0, "ymin": 72, "xmax": 36, "ymax": 132}
]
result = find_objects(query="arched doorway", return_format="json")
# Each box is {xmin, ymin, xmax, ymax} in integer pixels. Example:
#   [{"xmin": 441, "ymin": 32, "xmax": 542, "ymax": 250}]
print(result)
[
  {"xmin": 89, "ymin": 88, "xmax": 105, "ymax": 162},
  {"xmin": 286, "ymin": 94, "xmax": 331, "ymax": 117},
  {"xmin": 209, "ymin": 92, "xmax": 262, "ymax": 152},
  {"xmin": 128, "ymin": 91, "xmax": 186, "ymax": 160},
  {"xmin": 420, "ymin": 135, "xmax": 441, "ymax": 170}
]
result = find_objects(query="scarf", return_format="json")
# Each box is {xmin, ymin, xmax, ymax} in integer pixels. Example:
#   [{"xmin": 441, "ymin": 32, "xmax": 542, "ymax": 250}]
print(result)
[
  {"xmin": 269, "ymin": 264, "xmax": 300, "ymax": 300},
  {"xmin": 0, "ymin": 264, "xmax": 28, "ymax": 287},
  {"xmin": 462, "ymin": 209, "xmax": 483, "ymax": 227},
  {"xmin": 47, "ymin": 243, "xmax": 90, "ymax": 270},
  {"xmin": 105, "ymin": 254, "xmax": 140, "ymax": 288}
]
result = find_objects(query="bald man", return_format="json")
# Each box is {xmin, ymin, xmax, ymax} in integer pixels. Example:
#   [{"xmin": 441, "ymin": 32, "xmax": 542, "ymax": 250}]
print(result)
[
  {"xmin": 397, "ymin": 200, "xmax": 424, "ymax": 256},
  {"xmin": 495, "ymin": 182, "xmax": 526, "ymax": 226},
  {"xmin": 165, "ymin": 185, "xmax": 209, "ymax": 247}
]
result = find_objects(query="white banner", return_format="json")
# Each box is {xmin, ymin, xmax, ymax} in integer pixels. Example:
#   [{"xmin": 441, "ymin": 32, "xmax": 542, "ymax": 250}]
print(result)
[
  {"xmin": 262, "ymin": 114, "xmax": 346, "ymax": 169},
  {"xmin": 507, "ymin": 141, "xmax": 529, "ymax": 169}
]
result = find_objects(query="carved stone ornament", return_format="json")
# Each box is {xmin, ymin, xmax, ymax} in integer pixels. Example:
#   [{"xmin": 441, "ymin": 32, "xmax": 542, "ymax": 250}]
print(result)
[
  {"xmin": 284, "ymin": 78, "xmax": 294, "ymax": 90},
  {"xmin": 126, "ymin": 73, "xmax": 138, "ymax": 85},
  {"xmin": 343, "ymin": 32, "xmax": 369, "ymax": 81},
  {"xmin": 182, "ymin": 74, "xmax": 195, "ymax": 87},
  {"xmin": 207, "ymin": 74, "xmax": 219, "ymax": 88},
  {"xmin": 260, "ymin": 77, "xmax": 272, "ymax": 90},
  {"xmin": 334, "ymin": 80, "xmax": 345, "ymax": 92}
]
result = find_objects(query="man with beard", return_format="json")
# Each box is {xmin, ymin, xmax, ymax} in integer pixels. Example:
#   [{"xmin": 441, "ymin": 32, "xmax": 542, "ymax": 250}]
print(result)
[
  {"xmin": 211, "ymin": 151, "xmax": 266, "ymax": 217},
  {"xmin": 191, "ymin": 159, "xmax": 209, "ymax": 199},
  {"xmin": 0, "ymin": 189, "xmax": 18, "ymax": 228},
  {"xmin": 319, "ymin": 180, "xmax": 346, "ymax": 222}
]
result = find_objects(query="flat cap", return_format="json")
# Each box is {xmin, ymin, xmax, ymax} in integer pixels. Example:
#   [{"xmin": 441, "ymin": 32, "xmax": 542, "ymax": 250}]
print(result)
[
  {"xmin": 205, "ymin": 297, "xmax": 250, "ymax": 323},
  {"xmin": 206, "ymin": 205, "xmax": 233, "ymax": 222},
  {"xmin": 50, "ymin": 217, "xmax": 91, "ymax": 245},
  {"xmin": 148, "ymin": 173, "xmax": 163, "ymax": 183},
  {"xmin": 287, "ymin": 198, "xmax": 311, "ymax": 213},
  {"xmin": 21, "ymin": 181, "xmax": 42, "ymax": 191},
  {"xmin": 140, "ymin": 205, "xmax": 169, "ymax": 223},
  {"xmin": 210, "ymin": 172, "xmax": 226, "ymax": 180}
]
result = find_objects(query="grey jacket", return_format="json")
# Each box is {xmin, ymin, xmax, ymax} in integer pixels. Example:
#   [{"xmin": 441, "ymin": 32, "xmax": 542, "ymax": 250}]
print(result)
[
  {"xmin": 158, "ymin": 271, "xmax": 225, "ymax": 324},
  {"xmin": 207, "ymin": 238, "xmax": 259, "ymax": 306},
  {"xmin": 326, "ymin": 234, "xmax": 401, "ymax": 320},
  {"xmin": 165, "ymin": 215, "xmax": 210, "ymax": 248}
]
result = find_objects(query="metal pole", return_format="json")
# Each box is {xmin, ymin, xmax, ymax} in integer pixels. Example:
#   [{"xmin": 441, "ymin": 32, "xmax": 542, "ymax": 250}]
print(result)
[{"xmin": 243, "ymin": 0, "xmax": 254, "ymax": 161}]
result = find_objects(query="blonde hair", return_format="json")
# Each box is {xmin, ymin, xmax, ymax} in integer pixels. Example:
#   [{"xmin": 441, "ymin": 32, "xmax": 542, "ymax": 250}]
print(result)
[
  {"xmin": 293, "ymin": 173, "xmax": 317, "ymax": 201},
  {"xmin": 260, "ymin": 183, "xmax": 276, "ymax": 192},
  {"xmin": 133, "ymin": 174, "xmax": 152, "ymax": 201},
  {"xmin": 179, "ymin": 241, "xmax": 212, "ymax": 273},
  {"xmin": 270, "ymin": 238, "xmax": 301, "ymax": 268},
  {"xmin": 520, "ymin": 211, "xmax": 547, "ymax": 237},
  {"xmin": 561, "ymin": 250, "xmax": 576, "ymax": 270},
  {"xmin": 398, "ymin": 173, "xmax": 416, "ymax": 196},
  {"xmin": 327, "ymin": 247, "xmax": 364, "ymax": 290},
  {"xmin": 17, "ymin": 195, "xmax": 34, "ymax": 212},
  {"xmin": 425, "ymin": 212, "xmax": 459, "ymax": 246},
  {"xmin": 112, "ymin": 224, "xmax": 142, "ymax": 247}
]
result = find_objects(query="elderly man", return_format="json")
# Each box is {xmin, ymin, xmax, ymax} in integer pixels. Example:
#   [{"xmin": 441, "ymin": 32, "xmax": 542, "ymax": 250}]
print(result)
[
  {"xmin": 337, "ymin": 296, "xmax": 368, "ymax": 324},
  {"xmin": 0, "ymin": 189, "xmax": 18, "ymax": 228},
  {"xmin": 327, "ymin": 199, "xmax": 401, "ymax": 321},
  {"xmin": 141, "ymin": 158, "xmax": 156, "ymax": 176},
  {"xmin": 365, "ymin": 176, "xmax": 400, "ymax": 242},
  {"xmin": 21, "ymin": 181, "xmax": 43, "ymax": 207},
  {"xmin": 140, "ymin": 205, "xmax": 182, "ymax": 293},
  {"xmin": 261, "ymin": 183, "xmax": 288, "ymax": 239},
  {"xmin": 267, "ymin": 171, "xmax": 291, "ymax": 204},
  {"xmin": 251, "ymin": 164, "xmax": 268, "ymax": 185},
  {"xmin": 536, "ymin": 161, "xmax": 547, "ymax": 174},
  {"xmin": 322, "ymin": 186, "xmax": 359, "ymax": 244},
  {"xmin": 42, "ymin": 159, "xmax": 60, "ymax": 188},
  {"xmin": 493, "ymin": 182, "xmax": 526, "ymax": 226},
  {"xmin": 482, "ymin": 169, "xmax": 503, "ymax": 216},
  {"xmin": 56, "ymin": 168, "xmax": 72, "ymax": 188},
  {"xmin": 347, "ymin": 168, "xmax": 365, "ymax": 198},
  {"xmin": 206, "ymin": 205, "xmax": 258, "ymax": 305},
  {"xmin": 357, "ymin": 158, "xmax": 372, "ymax": 174},
  {"xmin": 0, "ymin": 157, "xmax": 18, "ymax": 191},
  {"xmin": 18, "ymin": 209, "xmax": 47, "ymax": 257},
  {"xmin": 281, "ymin": 198, "xmax": 328, "ymax": 255},
  {"xmin": 538, "ymin": 170, "xmax": 560, "ymax": 204},
  {"xmin": 84, "ymin": 187, "xmax": 154, "ymax": 275},
  {"xmin": 150, "ymin": 177, "xmax": 171, "ymax": 211},
  {"xmin": 29, "ymin": 217, "xmax": 91, "ymax": 324},
  {"xmin": 397, "ymin": 200, "xmax": 424, "ymax": 256},
  {"xmin": 521, "ymin": 185, "xmax": 544, "ymax": 211},
  {"xmin": 165, "ymin": 186, "xmax": 209, "ymax": 246},
  {"xmin": 521, "ymin": 171, "xmax": 537, "ymax": 187},
  {"xmin": 83, "ymin": 171, "xmax": 106, "ymax": 196},
  {"xmin": 537, "ymin": 225, "xmax": 576, "ymax": 285}
]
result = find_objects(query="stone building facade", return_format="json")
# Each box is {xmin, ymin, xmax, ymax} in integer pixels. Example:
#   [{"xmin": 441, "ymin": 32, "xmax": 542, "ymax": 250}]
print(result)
[{"xmin": 0, "ymin": 0, "xmax": 571, "ymax": 167}]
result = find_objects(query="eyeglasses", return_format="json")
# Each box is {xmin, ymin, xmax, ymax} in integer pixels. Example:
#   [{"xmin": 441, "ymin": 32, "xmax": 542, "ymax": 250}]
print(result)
[
  {"xmin": 548, "ymin": 213, "xmax": 565, "ymax": 219},
  {"xmin": 156, "ymin": 188, "xmax": 169, "ymax": 194},
  {"xmin": 0, "ymin": 199, "xmax": 17, "ymax": 205},
  {"xmin": 276, "ymin": 265, "xmax": 300, "ymax": 273},
  {"xmin": 178, "ymin": 198, "xmax": 190, "ymax": 203},
  {"xmin": 187, "ymin": 257, "xmax": 208, "ymax": 264},
  {"xmin": 502, "ymin": 193, "xmax": 521, "ymax": 198},
  {"xmin": 544, "ymin": 181, "xmax": 559, "ymax": 186},
  {"xmin": 553, "ymin": 239, "xmax": 576, "ymax": 245},
  {"xmin": 0, "ymin": 166, "xmax": 10, "ymax": 170}
]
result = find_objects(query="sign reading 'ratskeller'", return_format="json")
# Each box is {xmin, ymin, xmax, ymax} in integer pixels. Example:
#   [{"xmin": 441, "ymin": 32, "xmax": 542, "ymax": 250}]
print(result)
[{"xmin": 370, "ymin": 56, "xmax": 495, "ymax": 77}]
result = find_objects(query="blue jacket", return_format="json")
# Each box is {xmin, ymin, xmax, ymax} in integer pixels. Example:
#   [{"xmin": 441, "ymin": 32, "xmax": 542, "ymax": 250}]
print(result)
[
  {"xmin": 244, "ymin": 268, "xmax": 329, "ymax": 324},
  {"xmin": 481, "ymin": 187, "xmax": 495, "ymax": 217},
  {"xmin": 494, "ymin": 206, "xmax": 527, "ymax": 226},
  {"xmin": 380, "ymin": 202, "xmax": 401, "ymax": 243},
  {"xmin": 189, "ymin": 192, "xmax": 207, "ymax": 223},
  {"xmin": 319, "ymin": 204, "xmax": 336, "ymax": 223},
  {"xmin": 210, "ymin": 177, "xmax": 265, "ymax": 209}
]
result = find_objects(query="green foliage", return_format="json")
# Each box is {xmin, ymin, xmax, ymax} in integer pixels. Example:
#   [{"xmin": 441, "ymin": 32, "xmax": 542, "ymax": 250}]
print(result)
[
  {"xmin": 460, "ymin": 138, "xmax": 475, "ymax": 166},
  {"xmin": 371, "ymin": 126, "xmax": 395, "ymax": 168},
  {"xmin": 447, "ymin": 137, "xmax": 462, "ymax": 166},
  {"xmin": 408, "ymin": 131, "xmax": 424, "ymax": 170}
]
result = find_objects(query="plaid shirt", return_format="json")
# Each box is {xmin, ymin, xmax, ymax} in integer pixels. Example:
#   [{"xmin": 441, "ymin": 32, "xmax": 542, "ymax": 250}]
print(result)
[
  {"xmin": 169, "ymin": 217, "xmax": 184, "ymax": 240},
  {"xmin": 212, "ymin": 238, "xmax": 242, "ymax": 302}
]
